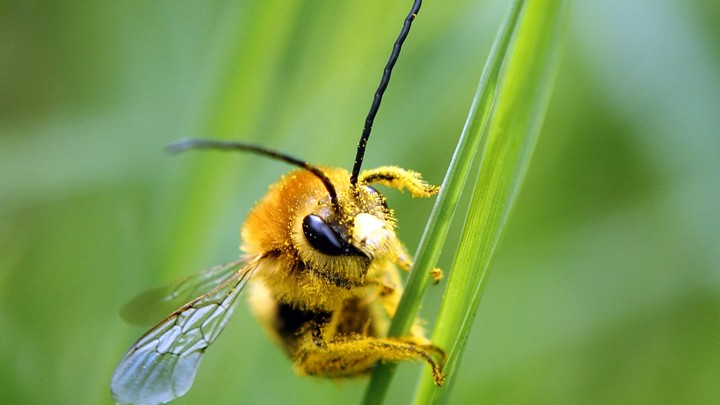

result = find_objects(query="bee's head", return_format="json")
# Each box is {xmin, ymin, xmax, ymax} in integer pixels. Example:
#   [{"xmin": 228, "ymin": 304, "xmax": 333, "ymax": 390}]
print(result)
[
  {"xmin": 301, "ymin": 182, "xmax": 394, "ymax": 261},
  {"xmin": 167, "ymin": 140, "xmax": 401, "ymax": 283},
  {"xmin": 289, "ymin": 169, "xmax": 399, "ymax": 285}
]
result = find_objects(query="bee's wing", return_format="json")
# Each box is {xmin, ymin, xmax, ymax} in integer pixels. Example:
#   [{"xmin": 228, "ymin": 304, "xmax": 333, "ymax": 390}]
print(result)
[
  {"xmin": 111, "ymin": 258, "xmax": 260, "ymax": 405},
  {"xmin": 120, "ymin": 259, "xmax": 249, "ymax": 327}
]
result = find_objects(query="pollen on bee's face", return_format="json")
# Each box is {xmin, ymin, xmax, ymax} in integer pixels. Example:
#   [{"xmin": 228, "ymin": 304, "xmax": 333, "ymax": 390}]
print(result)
[{"xmin": 353, "ymin": 213, "xmax": 392, "ymax": 253}]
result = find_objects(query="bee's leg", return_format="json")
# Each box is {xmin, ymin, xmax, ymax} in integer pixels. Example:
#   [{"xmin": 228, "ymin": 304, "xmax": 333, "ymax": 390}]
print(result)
[
  {"xmin": 394, "ymin": 241, "xmax": 443, "ymax": 283},
  {"xmin": 360, "ymin": 166, "xmax": 443, "ymax": 281},
  {"xmin": 395, "ymin": 242, "xmax": 413, "ymax": 272},
  {"xmin": 294, "ymin": 335, "xmax": 446, "ymax": 386},
  {"xmin": 429, "ymin": 267, "xmax": 444, "ymax": 283},
  {"xmin": 364, "ymin": 266, "xmax": 434, "ymax": 346},
  {"xmin": 359, "ymin": 166, "xmax": 439, "ymax": 198}
]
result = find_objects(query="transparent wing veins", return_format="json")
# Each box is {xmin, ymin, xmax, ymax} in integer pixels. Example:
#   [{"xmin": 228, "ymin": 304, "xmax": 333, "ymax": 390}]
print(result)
[
  {"xmin": 120, "ymin": 258, "xmax": 249, "ymax": 327},
  {"xmin": 111, "ymin": 257, "xmax": 261, "ymax": 405}
]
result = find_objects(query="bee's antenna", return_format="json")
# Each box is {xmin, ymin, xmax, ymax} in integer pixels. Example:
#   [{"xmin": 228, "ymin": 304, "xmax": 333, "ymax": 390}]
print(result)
[
  {"xmin": 167, "ymin": 138, "xmax": 341, "ymax": 212},
  {"xmin": 350, "ymin": 0, "xmax": 422, "ymax": 185}
]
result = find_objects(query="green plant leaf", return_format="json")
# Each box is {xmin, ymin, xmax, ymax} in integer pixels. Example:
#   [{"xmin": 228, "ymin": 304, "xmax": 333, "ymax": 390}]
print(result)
[
  {"xmin": 413, "ymin": 1, "xmax": 571, "ymax": 404},
  {"xmin": 362, "ymin": 1, "xmax": 527, "ymax": 403}
]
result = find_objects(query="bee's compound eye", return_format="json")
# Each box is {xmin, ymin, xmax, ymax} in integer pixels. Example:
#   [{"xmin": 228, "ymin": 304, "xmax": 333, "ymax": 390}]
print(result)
[{"xmin": 302, "ymin": 214, "xmax": 345, "ymax": 256}]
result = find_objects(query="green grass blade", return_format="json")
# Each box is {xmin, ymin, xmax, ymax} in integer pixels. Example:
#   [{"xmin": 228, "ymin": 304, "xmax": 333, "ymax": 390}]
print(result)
[
  {"xmin": 362, "ymin": 1, "xmax": 527, "ymax": 403},
  {"xmin": 413, "ymin": 2, "xmax": 571, "ymax": 404}
]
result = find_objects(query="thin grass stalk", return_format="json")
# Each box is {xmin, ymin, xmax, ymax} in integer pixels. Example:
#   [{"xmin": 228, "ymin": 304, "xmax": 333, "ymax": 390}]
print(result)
[
  {"xmin": 413, "ymin": 1, "xmax": 571, "ymax": 403},
  {"xmin": 362, "ymin": 1, "xmax": 526, "ymax": 403}
]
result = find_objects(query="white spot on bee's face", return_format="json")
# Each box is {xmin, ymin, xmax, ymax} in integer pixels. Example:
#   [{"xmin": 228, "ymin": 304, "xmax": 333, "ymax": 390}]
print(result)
[{"xmin": 353, "ymin": 213, "xmax": 392, "ymax": 255}]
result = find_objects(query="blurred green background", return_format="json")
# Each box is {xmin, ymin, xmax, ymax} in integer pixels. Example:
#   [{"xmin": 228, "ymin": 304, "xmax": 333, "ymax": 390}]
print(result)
[{"xmin": 1, "ymin": 0, "xmax": 719, "ymax": 404}]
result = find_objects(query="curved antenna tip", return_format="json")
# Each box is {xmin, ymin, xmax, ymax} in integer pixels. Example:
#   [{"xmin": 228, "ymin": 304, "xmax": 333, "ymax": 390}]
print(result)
[{"xmin": 165, "ymin": 138, "xmax": 197, "ymax": 155}]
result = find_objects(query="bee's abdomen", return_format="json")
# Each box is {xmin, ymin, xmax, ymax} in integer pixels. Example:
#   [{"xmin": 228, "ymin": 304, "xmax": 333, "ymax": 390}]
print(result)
[
  {"xmin": 273, "ymin": 296, "xmax": 378, "ymax": 350},
  {"xmin": 334, "ymin": 297, "xmax": 376, "ymax": 338},
  {"xmin": 275, "ymin": 303, "xmax": 332, "ymax": 352}
]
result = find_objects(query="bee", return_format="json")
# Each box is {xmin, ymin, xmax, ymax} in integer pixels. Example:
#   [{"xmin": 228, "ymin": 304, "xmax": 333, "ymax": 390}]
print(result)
[{"xmin": 111, "ymin": 1, "xmax": 445, "ymax": 403}]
